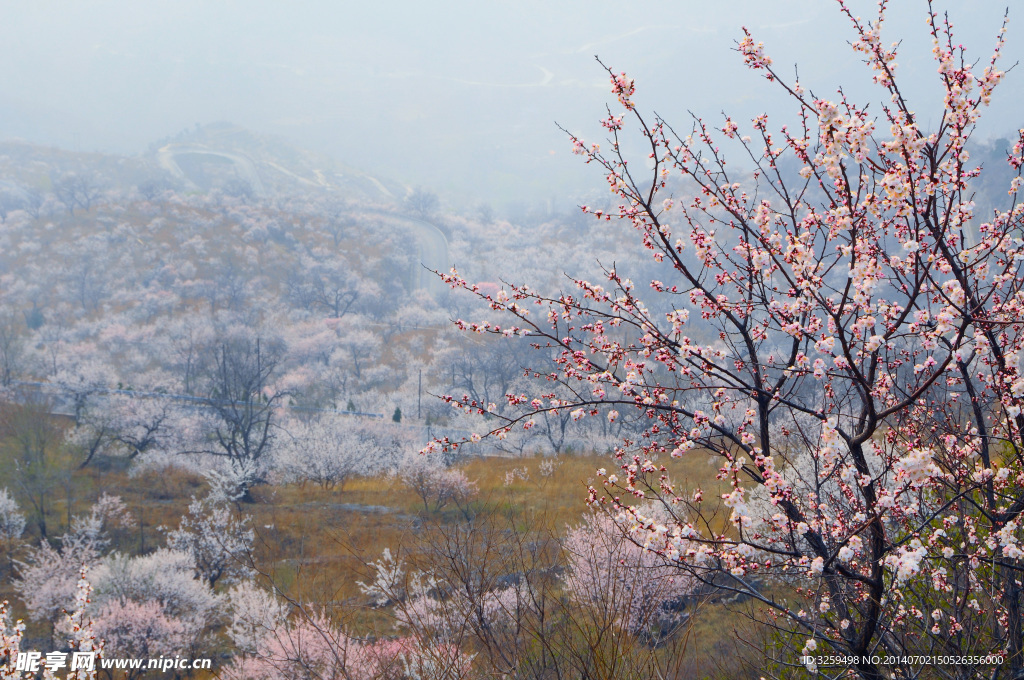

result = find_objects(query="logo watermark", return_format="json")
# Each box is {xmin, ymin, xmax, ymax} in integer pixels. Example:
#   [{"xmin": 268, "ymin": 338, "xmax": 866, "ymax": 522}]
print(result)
[{"xmin": 14, "ymin": 651, "xmax": 212, "ymax": 674}]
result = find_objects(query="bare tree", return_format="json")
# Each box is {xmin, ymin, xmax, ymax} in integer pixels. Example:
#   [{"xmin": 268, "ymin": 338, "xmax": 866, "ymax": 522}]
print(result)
[
  {"xmin": 137, "ymin": 177, "xmax": 172, "ymax": 201},
  {"xmin": 324, "ymin": 208, "xmax": 356, "ymax": 248},
  {"xmin": 51, "ymin": 173, "xmax": 101, "ymax": 216},
  {"xmin": 223, "ymin": 178, "xmax": 255, "ymax": 202},
  {"xmin": 0, "ymin": 313, "xmax": 24, "ymax": 386},
  {"xmin": 0, "ymin": 186, "xmax": 24, "ymax": 223},
  {"xmin": 195, "ymin": 335, "xmax": 287, "ymax": 499},
  {"xmin": 22, "ymin": 188, "xmax": 43, "ymax": 220},
  {"xmin": 284, "ymin": 255, "xmax": 360, "ymax": 319},
  {"xmin": 360, "ymin": 506, "xmax": 699, "ymax": 679},
  {"xmin": 0, "ymin": 393, "xmax": 72, "ymax": 538},
  {"xmin": 405, "ymin": 187, "xmax": 439, "ymax": 219}
]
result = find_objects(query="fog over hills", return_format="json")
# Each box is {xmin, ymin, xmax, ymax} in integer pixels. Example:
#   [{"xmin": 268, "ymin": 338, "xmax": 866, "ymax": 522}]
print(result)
[
  {"xmin": 1, "ymin": 1, "xmax": 1021, "ymax": 209},
  {"xmin": 4, "ymin": 4, "xmax": 1024, "ymax": 674},
  {"xmin": 0, "ymin": 123, "xmax": 407, "ymax": 204}
]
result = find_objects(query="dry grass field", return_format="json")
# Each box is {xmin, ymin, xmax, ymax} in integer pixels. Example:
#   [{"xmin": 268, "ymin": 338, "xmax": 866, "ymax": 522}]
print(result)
[{"xmin": 0, "ymin": 428, "xmax": 774, "ymax": 678}]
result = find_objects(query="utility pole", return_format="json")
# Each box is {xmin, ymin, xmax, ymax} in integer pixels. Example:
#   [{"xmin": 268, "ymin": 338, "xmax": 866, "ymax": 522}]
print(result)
[{"xmin": 418, "ymin": 369, "xmax": 422, "ymax": 419}]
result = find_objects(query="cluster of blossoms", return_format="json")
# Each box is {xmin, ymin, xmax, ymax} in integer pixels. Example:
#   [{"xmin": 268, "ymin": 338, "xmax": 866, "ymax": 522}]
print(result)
[
  {"xmin": 563, "ymin": 511, "xmax": 693, "ymax": 635},
  {"xmin": 738, "ymin": 28, "xmax": 772, "ymax": 72},
  {"xmin": 1, "ymin": 570, "xmax": 101, "ymax": 680},
  {"xmin": 431, "ymin": 1, "xmax": 1024, "ymax": 677},
  {"xmin": 222, "ymin": 610, "xmax": 472, "ymax": 680}
]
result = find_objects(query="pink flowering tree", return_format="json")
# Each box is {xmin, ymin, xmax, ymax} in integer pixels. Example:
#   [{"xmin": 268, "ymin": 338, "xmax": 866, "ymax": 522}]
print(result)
[
  {"xmin": 89, "ymin": 548, "xmax": 221, "ymax": 662},
  {"xmin": 434, "ymin": 2, "xmax": 1024, "ymax": 677},
  {"xmin": 221, "ymin": 605, "xmax": 470, "ymax": 680},
  {"xmin": 91, "ymin": 600, "xmax": 185, "ymax": 680}
]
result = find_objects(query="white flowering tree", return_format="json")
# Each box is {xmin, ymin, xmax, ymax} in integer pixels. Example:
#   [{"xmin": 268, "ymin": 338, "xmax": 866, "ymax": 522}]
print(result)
[
  {"xmin": 165, "ymin": 490, "xmax": 255, "ymax": 587},
  {"xmin": 2, "ymin": 570, "xmax": 102, "ymax": 680},
  {"xmin": 223, "ymin": 575, "xmax": 474, "ymax": 680},
  {"xmin": 398, "ymin": 452, "xmax": 478, "ymax": 515},
  {"xmin": 273, "ymin": 415, "xmax": 379, "ymax": 489},
  {"xmin": 434, "ymin": 2, "xmax": 1024, "ymax": 677},
  {"xmin": 225, "ymin": 580, "xmax": 288, "ymax": 655},
  {"xmin": 563, "ymin": 511, "xmax": 693, "ymax": 638},
  {"xmin": 15, "ymin": 495, "xmax": 132, "ymax": 633}
]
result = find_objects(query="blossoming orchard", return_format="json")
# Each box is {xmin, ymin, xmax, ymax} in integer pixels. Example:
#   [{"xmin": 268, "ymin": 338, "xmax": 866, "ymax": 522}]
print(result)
[
  {"xmin": 437, "ymin": 1, "xmax": 1024, "ymax": 677},
  {"xmin": 3, "ymin": 1, "xmax": 1024, "ymax": 679}
]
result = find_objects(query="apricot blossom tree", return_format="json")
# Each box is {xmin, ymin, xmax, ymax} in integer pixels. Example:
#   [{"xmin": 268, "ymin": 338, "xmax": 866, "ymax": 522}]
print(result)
[
  {"xmin": 563, "ymin": 511, "xmax": 693, "ymax": 638},
  {"xmin": 434, "ymin": 2, "xmax": 1024, "ymax": 677},
  {"xmin": 165, "ymin": 491, "xmax": 255, "ymax": 587},
  {"xmin": 2, "ymin": 571, "xmax": 101, "ymax": 680}
]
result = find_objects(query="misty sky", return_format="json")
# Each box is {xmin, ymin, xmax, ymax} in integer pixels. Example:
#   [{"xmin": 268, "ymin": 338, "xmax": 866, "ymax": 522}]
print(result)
[{"xmin": 1, "ymin": 1, "xmax": 1021, "ymax": 206}]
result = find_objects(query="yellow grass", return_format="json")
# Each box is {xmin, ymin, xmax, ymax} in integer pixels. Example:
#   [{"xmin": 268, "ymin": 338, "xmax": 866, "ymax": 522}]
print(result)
[{"xmin": 0, "ymin": 440, "xmax": 746, "ymax": 674}]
